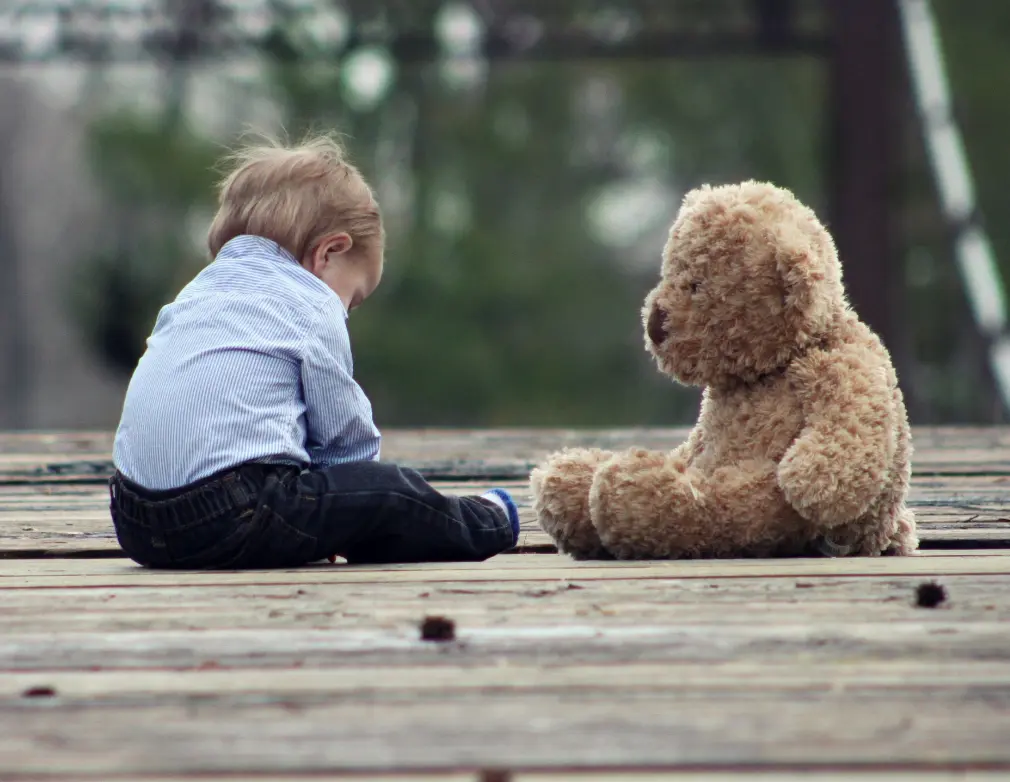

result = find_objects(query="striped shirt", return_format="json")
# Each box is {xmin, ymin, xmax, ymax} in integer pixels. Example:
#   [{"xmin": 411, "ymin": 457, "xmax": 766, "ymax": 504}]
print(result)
[{"xmin": 113, "ymin": 235, "xmax": 381, "ymax": 491}]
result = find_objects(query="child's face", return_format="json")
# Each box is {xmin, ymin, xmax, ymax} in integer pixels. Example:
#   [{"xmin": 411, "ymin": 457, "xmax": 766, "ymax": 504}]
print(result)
[{"xmin": 306, "ymin": 233, "xmax": 384, "ymax": 313}]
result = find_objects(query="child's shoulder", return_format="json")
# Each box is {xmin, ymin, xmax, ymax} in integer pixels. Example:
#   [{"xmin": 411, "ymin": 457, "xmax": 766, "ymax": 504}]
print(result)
[
  {"xmin": 188, "ymin": 253, "xmax": 331, "ymax": 309},
  {"xmin": 158, "ymin": 260, "xmax": 328, "ymax": 342}
]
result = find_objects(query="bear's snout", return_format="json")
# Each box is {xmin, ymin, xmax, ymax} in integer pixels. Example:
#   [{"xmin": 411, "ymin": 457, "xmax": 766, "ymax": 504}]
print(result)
[{"xmin": 647, "ymin": 305, "xmax": 668, "ymax": 346}]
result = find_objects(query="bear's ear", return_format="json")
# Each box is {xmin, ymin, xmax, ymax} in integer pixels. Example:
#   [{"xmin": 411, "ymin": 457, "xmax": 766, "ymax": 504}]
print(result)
[
  {"xmin": 679, "ymin": 184, "xmax": 712, "ymax": 214},
  {"xmin": 771, "ymin": 221, "xmax": 839, "ymax": 341}
]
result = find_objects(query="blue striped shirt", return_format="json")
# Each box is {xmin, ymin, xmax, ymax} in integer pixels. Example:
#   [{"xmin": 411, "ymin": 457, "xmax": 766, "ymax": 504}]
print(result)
[{"xmin": 113, "ymin": 235, "xmax": 381, "ymax": 490}]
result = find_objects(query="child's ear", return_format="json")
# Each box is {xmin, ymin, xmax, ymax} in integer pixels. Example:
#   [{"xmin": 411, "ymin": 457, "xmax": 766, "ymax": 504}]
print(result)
[
  {"xmin": 325, "ymin": 232, "xmax": 354, "ymax": 258},
  {"xmin": 308, "ymin": 233, "xmax": 353, "ymax": 274}
]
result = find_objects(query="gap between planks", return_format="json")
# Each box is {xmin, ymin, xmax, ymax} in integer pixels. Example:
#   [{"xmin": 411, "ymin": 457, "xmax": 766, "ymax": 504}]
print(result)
[
  {"xmin": 3, "ymin": 571, "xmax": 1006, "ymax": 636},
  {"xmin": 6, "ymin": 662, "xmax": 1010, "ymax": 700},
  {"xmin": 2, "ymin": 551, "xmax": 1010, "ymax": 588},
  {"xmin": 4, "ymin": 693, "xmax": 1010, "ymax": 773},
  {"xmin": 4, "ymin": 773, "xmax": 1009, "ymax": 782},
  {"xmin": 3, "ymin": 474, "xmax": 1010, "ymax": 558},
  {"xmin": 6, "ymin": 427, "xmax": 1010, "ymax": 484}
]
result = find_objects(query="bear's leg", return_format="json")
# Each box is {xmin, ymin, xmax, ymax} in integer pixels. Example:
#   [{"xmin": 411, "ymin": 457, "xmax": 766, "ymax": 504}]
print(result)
[
  {"xmin": 530, "ymin": 448, "xmax": 614, "ymax": 559},
  {"xmin": 883, "ymin": 508, "xmax": 917, "ymax": 555},
  {"xmin": 589, "ymin": 450, "xmax": 807, "ymax": 559},
  {"xmin": 855, "ymin": 392, "xmax": 918, "ymax": 556},
  {"xmin": 884, "ymin": 393, "xmax": 919, "ymax": 555}
]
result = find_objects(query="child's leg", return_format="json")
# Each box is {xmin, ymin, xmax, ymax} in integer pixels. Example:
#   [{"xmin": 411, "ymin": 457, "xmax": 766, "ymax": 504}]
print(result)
[{"xmin": 285, "ymin": 461, "xmax": 519, "ymax": 564}]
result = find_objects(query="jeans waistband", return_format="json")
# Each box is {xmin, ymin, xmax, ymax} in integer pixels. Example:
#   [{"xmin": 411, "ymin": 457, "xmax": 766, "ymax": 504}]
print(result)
[{"xmin": 109, "ymin": 463, "xmax": 294, "ymax": 529}]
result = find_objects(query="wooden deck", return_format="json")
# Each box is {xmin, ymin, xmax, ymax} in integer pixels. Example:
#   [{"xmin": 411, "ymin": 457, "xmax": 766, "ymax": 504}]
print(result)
[{"xmin": 2, "ymin": 428, "xmax": 1010, "ymax": 779}]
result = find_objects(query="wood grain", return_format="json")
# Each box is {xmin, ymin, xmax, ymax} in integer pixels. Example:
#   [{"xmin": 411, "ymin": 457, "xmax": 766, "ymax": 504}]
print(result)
[
  {"xmin": 9, "ymin": 658, "xmax": 1010, "ymax": 696},
  {"xmin": 1, "ymin": 570, "xmax": 1007, "ymax": 634},
  {"xmin": 2, "ymin": 556, "xmax": 1009, "ymax": 776},
  {"xmin": 3, "ymin": 687, "xmax": 1010, "ymax": 774},
  {"xmin": 6, "ymin": 428, "xmax": 1010, "ymax": 483},
  {"xmin": 6, "ymin": 775, "xmax": 1006, "ymax": 782},
  {"xmin": 4, "ymin": 429, "xmax": 1010, "ymax": 779},
  {"xmin": 12, "ymin": 777, "xmax": 1009, "ymax": 782},
  {"xmin": 3, "ymin": 473, "xmax": 1010, "ymax": 558},
  {"xmin": 3, "ymin": 552, "xmax": 1010, "ymax": 590}
]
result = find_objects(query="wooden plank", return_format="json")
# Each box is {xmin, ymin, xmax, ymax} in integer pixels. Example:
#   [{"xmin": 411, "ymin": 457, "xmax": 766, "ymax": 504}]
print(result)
[
  {"xmin": 3, "ymin": 426, "xmax": 1010, "ymax": 454},
  {"xmin": 10, "ymin": 775, "xmax": 1006, "ymax": 782},
  {"xmin": 2, "ymin": 686, "xmax": 1010, "ymax": 774},
  {"xmin": 3, "ymin": 577, "xmax": 1009, "ymax": 773},
  {"xmin": 5, "ymin": 431, "xmax": 1010, "ymax": 780},
  {"xmin": 518, "ymin": 776, "xmax": 1010, "ymax": 781},
  {"xmin": 3, "ymin": 474, "xmax": 1010, "ymax": 558},
  {"xmin": 0, "ymin": 535, "xmax": 1007, "ymax": 777},
  {"xmin": 2, "ymin": 571, "xmax": 1008, "ymax": 634},
  {"xmin": 6, "ymin": 428, "xmax": 1010, "ymax": 484},
  {"xmin": 0, "ymin": 577, "xmax": 1005, "ymax": 638},
  {"xmin": 5, "ymin": 662, "xmax": 1010, "ymax": 699},
  {"xmin": 4, "ymin": 777, "xmax": 478, "ymax": 782},
  {"xmin": 3, "ymin": 551, "xmax": 1010, "ymax": 588},
  {"xmin": 16, "ymin": 775, "xmax": 476, "ymax": 782}
]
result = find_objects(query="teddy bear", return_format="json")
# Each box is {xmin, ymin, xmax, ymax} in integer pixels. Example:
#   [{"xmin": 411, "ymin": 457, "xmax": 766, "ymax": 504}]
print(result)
[{"xmin": 531, "ymin": 180, "xmax": 917, "ymax": 560}]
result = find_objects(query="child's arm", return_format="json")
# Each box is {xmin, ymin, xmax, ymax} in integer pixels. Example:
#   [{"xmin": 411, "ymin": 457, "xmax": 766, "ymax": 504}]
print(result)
[{"xmin": 300, "ymin": 298, "xmax": 382, "ymax": 466}]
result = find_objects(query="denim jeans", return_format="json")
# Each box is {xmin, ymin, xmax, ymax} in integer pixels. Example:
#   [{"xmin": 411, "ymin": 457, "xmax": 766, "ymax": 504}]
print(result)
[{"xmin": 109, "ymin": 461, "xmax": 515, "ymax": 569}]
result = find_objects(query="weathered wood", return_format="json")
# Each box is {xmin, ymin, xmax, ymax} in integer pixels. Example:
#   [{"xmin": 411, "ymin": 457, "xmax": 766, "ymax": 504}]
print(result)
[
  {"xmin": 19, "ymin": 775, "xmax": 480, "ymax": 782},
  {"xmin": 3, "ymin": 686, "xmax": 1010, "ymax": 774},
  {"xmin": 2, "ymin": 552, "xmax": 1010, "ymax": 590},
  {"xmin": 6, "ymin": 428, "xmax": 1010, "ymax": 483},
  {"xmin": 522, "ymin": 776, "xmax": 1007, "ymax": 781},
  {"xmin": 1, "ymin": 557, "xmax": 1009, "ymax": 776},
  {"xmin": 12, "ymin": 775, "xmax": 1008, "ymax": 782},
  {"xmin": 3, "ymin": 474, "xmax": 1010, "ymax": 558},
  {"xmin": 528, "ymin": 775, "xmax": 1007, "ymax": 781},
  {"xmin": 0, "ymin": 570, "xmax": 1007, "ymax": 634},
  {"xmin": 27, "ymin": 777, "xmax": 479, "ymax": 782},
  {"xmin": 6, "ymin": 661, "xmax": 1010, "ymax": 699},
  {"xmin": 4, "ymin": 429, "xmax": 1010, "ymax": 778}
]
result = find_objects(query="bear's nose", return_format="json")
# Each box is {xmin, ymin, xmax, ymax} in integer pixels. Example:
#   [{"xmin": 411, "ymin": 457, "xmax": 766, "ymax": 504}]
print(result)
[{"xmin": 647, "ymin": 305, "xmax": 668, "ymax": 346}]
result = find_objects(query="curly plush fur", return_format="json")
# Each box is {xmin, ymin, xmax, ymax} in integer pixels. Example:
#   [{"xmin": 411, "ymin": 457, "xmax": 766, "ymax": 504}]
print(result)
[{"xmin": 531, "ymin": 181, "xmax": 917, "ymax": 559}]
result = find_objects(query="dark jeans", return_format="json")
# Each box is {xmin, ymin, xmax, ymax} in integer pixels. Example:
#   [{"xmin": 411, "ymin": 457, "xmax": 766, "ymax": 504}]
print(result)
[{"xmin": 109, "ymin": 461, "xmax": 515, "ymax": 569}]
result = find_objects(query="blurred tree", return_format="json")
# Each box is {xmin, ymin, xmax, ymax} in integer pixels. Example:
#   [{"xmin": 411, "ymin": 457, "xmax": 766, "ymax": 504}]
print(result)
[
  {"xmin": 70, "ymin": 112, "xmax": 221, "ymax": 375},
  {"xmin": 68, "ymin": 0, "xmax": 224, "ymax": 375},
  {"xmin": 899, "ymin": 0, "xmax": 1010, "ymax": 422},
  {"xmin": 70, "ymin": 0, "xmax": 829, "ymax": 426},
  {"xmin": 69, "ymin": 111, "xmax": 220, "ymax": 375}
]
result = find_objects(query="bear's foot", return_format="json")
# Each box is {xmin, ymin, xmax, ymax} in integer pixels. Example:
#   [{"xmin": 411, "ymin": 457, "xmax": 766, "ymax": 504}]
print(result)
[
  {"xmin": 530, "ymin": 447, "xmax": 613, "ymax": 559},
  {"xmin": 589, "ymin": 448, "xmax": 700, "ymax": 559},
  {"xmin": 883, "ymin": 508, "xmax": 918, "ymax": 555}
]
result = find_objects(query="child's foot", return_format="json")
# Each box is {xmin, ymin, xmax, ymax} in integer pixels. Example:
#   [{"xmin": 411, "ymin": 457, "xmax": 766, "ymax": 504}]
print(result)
[{"xmin": 482, "ymin": 489, "xmax": 521, "ymax": 545}]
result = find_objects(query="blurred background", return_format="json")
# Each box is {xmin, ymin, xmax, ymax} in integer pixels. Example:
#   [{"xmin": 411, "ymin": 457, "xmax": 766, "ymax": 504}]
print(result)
[{"xmin": 0, "ymin": 0, "xmax": 1008, "ymax": 430}]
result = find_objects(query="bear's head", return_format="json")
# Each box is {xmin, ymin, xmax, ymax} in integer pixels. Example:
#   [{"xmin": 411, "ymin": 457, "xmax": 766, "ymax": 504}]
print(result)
[{"xmin": 643, "ymin": 180, "xmax": 847, "ymax": 387}]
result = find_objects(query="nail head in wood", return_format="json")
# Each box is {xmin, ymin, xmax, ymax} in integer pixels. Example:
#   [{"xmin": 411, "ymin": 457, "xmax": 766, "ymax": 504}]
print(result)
[
  {"xmin": 420, "ymin": 615, "xmax": 456, "ymax": 641},
  {"xmin": 915, "ymin": 581, "xmax": 947, "ymax": 608}
]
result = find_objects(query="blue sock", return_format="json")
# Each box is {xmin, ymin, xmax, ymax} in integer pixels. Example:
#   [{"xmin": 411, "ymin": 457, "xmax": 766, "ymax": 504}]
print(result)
[{"xmin": 482, "ymin": 488, "xmax": 520, "ymax": 545}]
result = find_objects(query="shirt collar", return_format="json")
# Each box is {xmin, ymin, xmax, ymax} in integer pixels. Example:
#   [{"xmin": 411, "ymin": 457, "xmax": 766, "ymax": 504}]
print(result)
[
  {"xmin": 216, "ymin": 234, "xmax": 348, "ymax": 319},
  {"xmin": 216, "ymin": 235, "xmax": 299, "ymax": 265}
]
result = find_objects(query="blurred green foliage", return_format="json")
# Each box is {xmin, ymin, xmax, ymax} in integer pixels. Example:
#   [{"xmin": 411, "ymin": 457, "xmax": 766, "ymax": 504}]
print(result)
[{"xmin": 71, "ymin": 0, "xmax": 1010, "ymax": 425}]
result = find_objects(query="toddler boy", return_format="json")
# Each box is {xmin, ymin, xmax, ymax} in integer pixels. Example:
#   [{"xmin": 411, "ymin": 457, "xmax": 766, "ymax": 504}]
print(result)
[{"xmin": 109, "ymin": 135, "xmax": 519, "ymax": 569}]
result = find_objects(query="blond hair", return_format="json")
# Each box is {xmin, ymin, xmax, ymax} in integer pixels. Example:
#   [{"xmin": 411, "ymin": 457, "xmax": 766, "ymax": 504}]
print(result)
[{"xmin": 207, "ymin": 132, "xmax": 383, "ymax": 260}]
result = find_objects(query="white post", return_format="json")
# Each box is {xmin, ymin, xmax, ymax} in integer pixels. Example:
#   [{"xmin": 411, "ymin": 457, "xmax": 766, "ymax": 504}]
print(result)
[{"xmin": 897, "ymin": 0, "xmax": 1010, "ymax": 413}]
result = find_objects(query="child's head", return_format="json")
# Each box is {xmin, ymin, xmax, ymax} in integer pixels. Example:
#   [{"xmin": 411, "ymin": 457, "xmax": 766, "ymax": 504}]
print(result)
[{"xmin": 208, "ymin": 132, "xmax": 384, "ymax": 311}]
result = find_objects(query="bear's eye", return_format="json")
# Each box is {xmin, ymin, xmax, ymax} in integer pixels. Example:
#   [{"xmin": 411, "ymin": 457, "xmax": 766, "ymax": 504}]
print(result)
[{"xmin": 688, "ymin": 281, "xmax": 701, "ymax": 294}]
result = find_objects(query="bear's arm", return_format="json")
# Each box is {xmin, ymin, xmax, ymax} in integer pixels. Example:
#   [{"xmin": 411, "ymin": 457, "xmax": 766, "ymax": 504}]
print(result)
[
  {"xmin": 671, "ymin": 389, "xmax": 709, "ymax": 466},
  {"xmin": 777, "ymin": 346, "xmax": 896, "ymax": 527}
]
